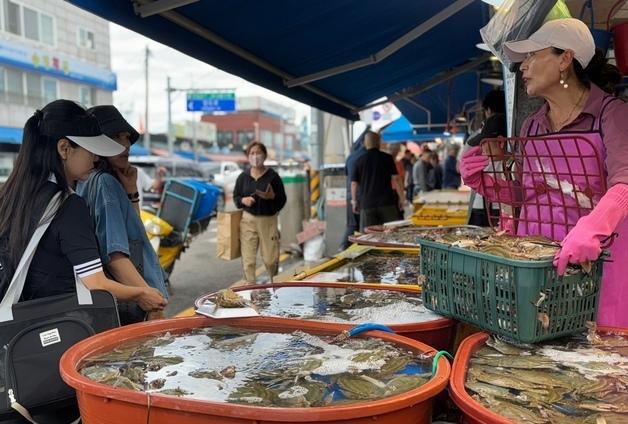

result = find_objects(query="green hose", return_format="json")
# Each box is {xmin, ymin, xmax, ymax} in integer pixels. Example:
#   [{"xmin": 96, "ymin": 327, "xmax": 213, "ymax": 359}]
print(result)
[{"xmin": 431, "ymin": 350, "xmax": 453, "ymax": 376}]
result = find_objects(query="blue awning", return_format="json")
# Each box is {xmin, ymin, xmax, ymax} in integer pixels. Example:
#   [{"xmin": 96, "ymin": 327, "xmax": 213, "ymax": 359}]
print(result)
[
  {"xmin": 67, "ymin": 0, "xmax": 489, "ymax": 120},
  {"xmin": 0, "ymin": 127, "xmax": 23, "ymax": 144}
]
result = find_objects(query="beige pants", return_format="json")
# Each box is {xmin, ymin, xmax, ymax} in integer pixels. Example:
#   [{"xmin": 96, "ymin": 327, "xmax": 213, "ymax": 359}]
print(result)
[{"xmin": 240, "ymin": 211, "xmax": 280, "ymax": 283}]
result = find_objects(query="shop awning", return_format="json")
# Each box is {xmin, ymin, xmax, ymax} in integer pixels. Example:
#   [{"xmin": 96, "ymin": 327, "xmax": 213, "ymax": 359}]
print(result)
[{"xmin": 67, "ymin": 0, "xmax": 489, "ymax": 120}]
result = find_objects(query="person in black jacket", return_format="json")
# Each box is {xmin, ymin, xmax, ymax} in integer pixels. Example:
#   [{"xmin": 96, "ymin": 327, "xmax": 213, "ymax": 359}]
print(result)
[{"xmin": 233, "ymin": 142, "xmax": 286, "ymax": 282}]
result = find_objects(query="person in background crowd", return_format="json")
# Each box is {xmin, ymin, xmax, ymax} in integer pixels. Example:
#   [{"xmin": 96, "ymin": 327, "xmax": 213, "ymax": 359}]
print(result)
[
  {"xmin": 401, "ymin": 149, "xmax": 415, "ymax": 203},
  {"xmin": 341, "ymin": 132, "xmax": 367, "ymax": 250},
  {"xmin": 443, "ymin": 145, "xmax": 461, "ymax": 189},
  {"xmin": 0, "ymin": 100, "xmax": 166, "ymax": 423},
  {"xmin": 427, "ymin": 152, "xmax": 443, "ymax": 191},
  {"xmin": 351, "ymin": 131, "xmax": 404, "ymax": 231},
  {"xmin": 387, "ymin": 143, "xmax": 406, "ymax": 219},
  {"xmin": 463, "ymin": 89, "xmax": 507, "ymax": 226},
  {"xmin": 79, "ymin": 105, "xmax": 169, "ymax": 324},
  {"xmin": 234, "ymin": 142, "xmax": 286, "ymax": 283},
  {"xmin": 412, "ymin": 147, "xmax": 433, "ymax": 195},
  {"xmin": 461, "ymin": 18, "xmax": 627, "ymax": 326}
]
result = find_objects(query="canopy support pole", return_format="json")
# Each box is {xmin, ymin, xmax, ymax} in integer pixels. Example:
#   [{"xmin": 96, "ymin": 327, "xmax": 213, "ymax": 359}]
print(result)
[
  {"xmin": 356, "ymin": 54, "xmax": 491, "ymax": 112},
  {"xmin": 400, "ymin": 98, "xmax": 432, "ymax": 130},
  {"xmin": 285, "ymin": 0, "xmax": 474, "ymax": 88}
]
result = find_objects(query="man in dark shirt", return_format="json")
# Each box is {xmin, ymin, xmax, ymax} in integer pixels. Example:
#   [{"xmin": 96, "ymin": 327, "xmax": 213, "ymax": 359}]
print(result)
[
  {"xmin": 443, "ymin": 145, "xmax": 461, "ymax": 189},
  {"xmin": 351, "ymin": 131, "xmax": 405, "ymax": 231}
]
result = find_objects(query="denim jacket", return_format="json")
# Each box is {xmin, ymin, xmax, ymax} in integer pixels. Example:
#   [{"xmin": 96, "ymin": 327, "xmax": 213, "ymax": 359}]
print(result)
[{"xmin": 78, "ymin": 171, "xmax": 168, "ymax": 298}]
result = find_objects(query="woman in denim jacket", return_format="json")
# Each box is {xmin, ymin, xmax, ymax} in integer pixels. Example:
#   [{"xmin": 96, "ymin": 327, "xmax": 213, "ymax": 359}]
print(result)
[{"xmin": 78, "ymin": 106, "xmax": 168, "ymax": 323}]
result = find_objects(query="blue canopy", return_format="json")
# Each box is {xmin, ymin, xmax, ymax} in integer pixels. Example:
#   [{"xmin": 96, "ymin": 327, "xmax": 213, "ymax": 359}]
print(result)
[
  {"xmin": 381, "ymin": 116, "xmax": 443, "ymax": 143},
  {"xmin": 67, "ymin": 0, "xmax": 489, "ymax": 120}
]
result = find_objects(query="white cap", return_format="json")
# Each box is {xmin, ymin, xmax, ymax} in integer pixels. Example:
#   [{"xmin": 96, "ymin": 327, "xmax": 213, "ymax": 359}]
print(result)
[
  {"xmin": 66, "ymin": 135, "xmax": 124, "ymax": 157},
  {"xmin": 503, "ymin": 18, "xmax": 595, "ymax": 68}
]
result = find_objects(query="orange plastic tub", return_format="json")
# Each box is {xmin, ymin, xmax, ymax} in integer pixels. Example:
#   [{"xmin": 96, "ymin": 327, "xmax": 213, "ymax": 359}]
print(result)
[
  {"xmin": 61, "ymin": 316, "xmax": 450, "ymax": 424},
  {"xmin": 207, "ymin": 282, "xmax": 457, "ymax": 352},
  {"xmin": 449, "ymin": 327, "xmax": 627, "ymax": 424}
]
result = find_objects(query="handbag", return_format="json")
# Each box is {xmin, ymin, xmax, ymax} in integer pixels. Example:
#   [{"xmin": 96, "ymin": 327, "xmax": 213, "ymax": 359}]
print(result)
[{"xmin": 0, "ymin": 192, "xmax": 120, "ymax": 422}]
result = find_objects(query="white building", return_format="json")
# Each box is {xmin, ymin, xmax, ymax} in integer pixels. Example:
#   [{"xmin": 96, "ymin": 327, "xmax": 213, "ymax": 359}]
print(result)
[{"xmin": 0, "ymin": 0, "xmax": 116, "ymax": 181}]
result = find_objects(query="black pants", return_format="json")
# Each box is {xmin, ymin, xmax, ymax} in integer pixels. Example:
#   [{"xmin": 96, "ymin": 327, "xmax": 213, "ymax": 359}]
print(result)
[
  {"xmin": 360, "ymin": 205, "xmax": 399, "ymax": 232},
  {"xmin": 468, "ymin": 208, "xmax": 499, "ymax": 227},
  {"xmin": 341, "ymin": 202, "xmax": 360, "ymax": 250}
]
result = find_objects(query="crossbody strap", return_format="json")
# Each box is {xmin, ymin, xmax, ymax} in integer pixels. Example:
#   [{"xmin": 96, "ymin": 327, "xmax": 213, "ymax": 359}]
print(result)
[{"xmin": 0, "ymin": 192, "xmax": 93, "ymax": 322}]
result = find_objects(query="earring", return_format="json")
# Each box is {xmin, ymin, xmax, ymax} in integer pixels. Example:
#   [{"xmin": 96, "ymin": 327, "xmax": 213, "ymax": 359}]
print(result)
[{"xmin": 559, "ymin": 71, "xmax": 568, "ymax": 89}]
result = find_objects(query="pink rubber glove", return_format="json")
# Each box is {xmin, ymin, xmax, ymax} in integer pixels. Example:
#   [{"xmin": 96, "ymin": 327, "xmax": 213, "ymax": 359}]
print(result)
[
  {"xmin": 554, "ymin": 184, "xmax": 628, "ymax": 275},
  {"xmin": 460, "ymin": 146, "xmax": 518, "ymax": 204},
  {"xmin": 460, "ymin": 146, "xmax": 488, "ymax": 190}
]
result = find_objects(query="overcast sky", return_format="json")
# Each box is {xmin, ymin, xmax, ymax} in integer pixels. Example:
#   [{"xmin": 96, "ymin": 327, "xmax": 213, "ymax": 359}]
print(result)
[{"xmin": 109, "ymin": 23, "xmax": 311, "ymax": 134}]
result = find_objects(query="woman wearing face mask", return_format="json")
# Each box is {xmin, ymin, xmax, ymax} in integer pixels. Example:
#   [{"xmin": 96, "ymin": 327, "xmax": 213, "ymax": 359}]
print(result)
[
  {"xmin": 460, "ymin": 18, "xmax": 628, "ymax": 327},
  {"xmin": 78, "ymin": 106, "xmax": 168, "ymax": 324},
  {"xmin": 0, "ymin": 100, "xmax": 166, "ymax": 422},
  {"xmin": 233, "ymin": 142, "xmax": 286, "ymax": 283}
]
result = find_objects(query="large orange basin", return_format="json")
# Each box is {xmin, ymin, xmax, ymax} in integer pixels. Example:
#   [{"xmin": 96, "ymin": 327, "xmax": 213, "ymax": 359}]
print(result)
[
  {"xmin": 61, "ymin": 316, "xmax": 450, "ymax": 424},
  {"xmin": 449, "ymin": 326, "xmax": 627, "ymax": 424},
  {"xmin": 207, "ymin": 282, "xmax": 457, "ymax": 352}
]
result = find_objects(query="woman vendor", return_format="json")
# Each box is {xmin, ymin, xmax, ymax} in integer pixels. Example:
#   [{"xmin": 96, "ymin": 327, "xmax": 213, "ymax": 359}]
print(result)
[{"xmin": 461, "ymin": 18, "xmax": 628, "ymax": 327}]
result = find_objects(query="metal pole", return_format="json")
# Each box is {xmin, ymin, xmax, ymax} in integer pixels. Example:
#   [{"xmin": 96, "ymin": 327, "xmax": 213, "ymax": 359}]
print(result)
[
  {"xmin": 143, "ymin": 45, "xmax": 150, "ymax": 148},
  {"xmin": 166, "ymin": 76, "xmax": 174, "ymax": 154},
  {"xmin": 193, "ymin": 111, "xmax": 198, "ymax": 162}
]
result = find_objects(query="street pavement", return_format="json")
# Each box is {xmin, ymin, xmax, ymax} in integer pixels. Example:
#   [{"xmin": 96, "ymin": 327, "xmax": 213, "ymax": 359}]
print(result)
[{"xmin": 163, "ymin": 219, "xmax": 244, "ymax": 317}]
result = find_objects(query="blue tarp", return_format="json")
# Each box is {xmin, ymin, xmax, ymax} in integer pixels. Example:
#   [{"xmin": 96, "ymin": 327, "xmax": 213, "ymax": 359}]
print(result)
[
  {"xmin": 381, "ymin": 116, "xmax": 444, "ymax": 143},
  {"xmin": 67, "ymin": 0, "xmax": 489, "ymax": 120},
  {"xmin": 0, "ymin": 127, "xmax": 23, "ymax": 144}
]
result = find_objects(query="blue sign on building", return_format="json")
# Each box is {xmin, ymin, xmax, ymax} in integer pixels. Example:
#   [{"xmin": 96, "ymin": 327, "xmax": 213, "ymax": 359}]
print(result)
[{"xmin": 186, "ymin": 91, "xmax": 236, "ymax": 112}]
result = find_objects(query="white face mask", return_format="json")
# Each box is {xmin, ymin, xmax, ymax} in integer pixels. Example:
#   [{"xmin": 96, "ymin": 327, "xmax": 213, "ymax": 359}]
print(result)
[{"xmin": 249, "ymin": 154, "xmax": 264, "ymax": 167}]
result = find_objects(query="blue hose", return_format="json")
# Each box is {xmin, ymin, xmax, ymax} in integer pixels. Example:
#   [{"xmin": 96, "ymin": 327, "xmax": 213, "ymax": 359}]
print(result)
[{"xmin": 348, "ymin": 323, "xmax": 395, "ymax": 337}]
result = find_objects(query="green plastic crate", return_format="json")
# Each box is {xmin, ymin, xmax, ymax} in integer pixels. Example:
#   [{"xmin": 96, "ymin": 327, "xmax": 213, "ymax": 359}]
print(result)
[{"xmin": 419, "ymin": 238, "xmax": 603, "ymax": 344}]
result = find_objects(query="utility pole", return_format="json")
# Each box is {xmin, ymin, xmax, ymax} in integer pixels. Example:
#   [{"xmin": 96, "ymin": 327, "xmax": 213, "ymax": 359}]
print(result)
[
  {"xmin": 143, "ymin": 45, "xmax": 150, "ymax": 148},
  {"xmin": 166, "ymin": 76, "xmax": 173, "ymax": 154}
]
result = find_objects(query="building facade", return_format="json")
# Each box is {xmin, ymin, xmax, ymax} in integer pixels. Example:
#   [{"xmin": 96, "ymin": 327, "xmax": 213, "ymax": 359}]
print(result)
[
  {"xmin": 201, "ymin": 96, "xmax": 298, "ymax": 157},
  {"xmin": 0, "ymin": 0, "xmax": 116, "ymax": 181}
]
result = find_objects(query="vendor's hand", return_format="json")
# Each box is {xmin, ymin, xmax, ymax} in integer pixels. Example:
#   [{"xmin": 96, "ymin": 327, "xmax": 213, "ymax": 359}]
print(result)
[
  {"xmin": 156, "ymin": 167, "xmax": 167, "ymax": 178},
  {"xmin": 137, "ymin": 287, "xmax": 167, "ymax": 312},
  {"xmin": 398, "ymin": 198, "xmax": 405, "ymax": 212},
  {"xmin": 553, "ymin": 224, "xmax": 602, "ymax": 276},
  {"xmin": 460, "ymin": 146, "xmax": 488, "ymax": 189},
  {"xmin": 242, "ymin": 196, "xmax": 256, "ymax": 207},
  {"xmin": 351, "ymin": 200, "xmax": 359, "ymax": 214},
  {"xmin": 115, "ymin": 165, "xmax": 139, "ymax": 194}
]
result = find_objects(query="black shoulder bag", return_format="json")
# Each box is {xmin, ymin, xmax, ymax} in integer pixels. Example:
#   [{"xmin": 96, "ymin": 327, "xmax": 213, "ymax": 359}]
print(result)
[{"xmin": 0, "ymin": 192, "xmax": 120, "ymax": 422}]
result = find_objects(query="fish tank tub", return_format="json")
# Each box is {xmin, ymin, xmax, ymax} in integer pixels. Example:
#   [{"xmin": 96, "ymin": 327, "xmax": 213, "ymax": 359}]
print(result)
[
  {"xmin": 196, "ymin": 283, "xmax": 457, "ymax": 351},
  {"xmin": 450, "ymin": 326, "xmax": 628, "ymax": 424},
  {"xmin": 60, "ymin": 317, "xmax": 450, "ymax": 424},
  {"xmin": 295, "ymin": 247, "xmax": 421, "ymax": 286}
]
